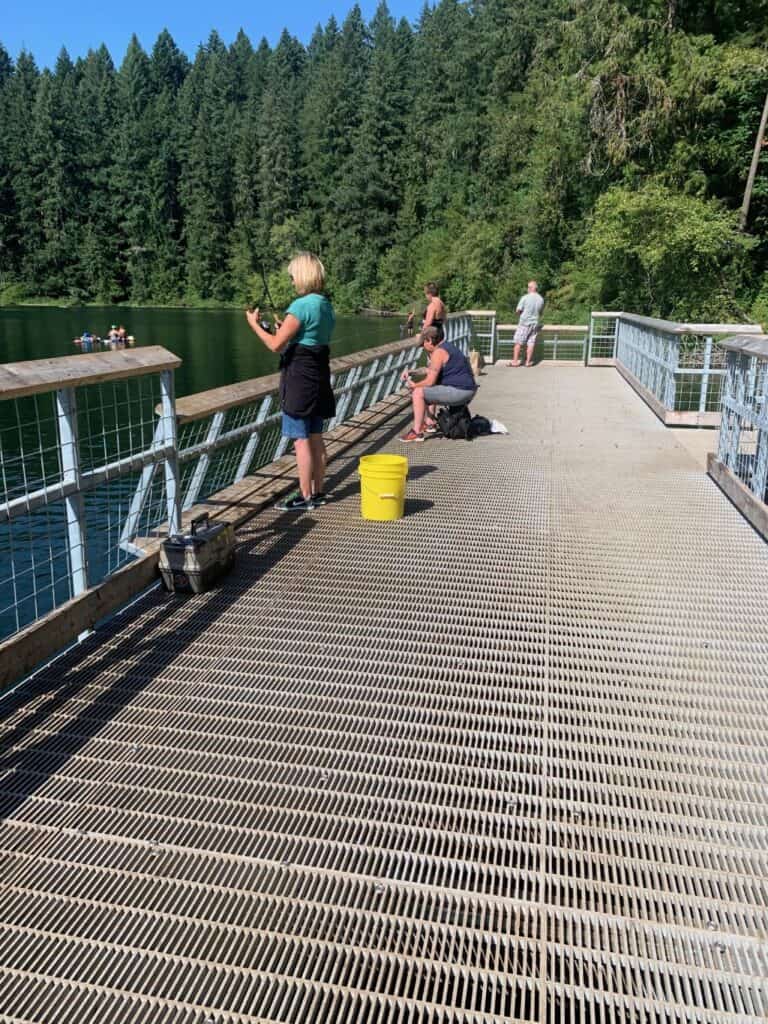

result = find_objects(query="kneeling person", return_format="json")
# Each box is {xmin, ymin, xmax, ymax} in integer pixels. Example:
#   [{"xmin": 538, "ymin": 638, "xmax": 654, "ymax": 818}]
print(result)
[{"xmin": 401, "ymin": 326, "xmax": 477, "ymax": 442}]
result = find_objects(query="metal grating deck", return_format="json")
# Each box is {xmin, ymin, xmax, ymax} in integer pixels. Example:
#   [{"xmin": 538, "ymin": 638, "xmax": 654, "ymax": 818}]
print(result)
[{"xmin": 1, "ymin": 365, "xmax": 767, "ymax": 1023}]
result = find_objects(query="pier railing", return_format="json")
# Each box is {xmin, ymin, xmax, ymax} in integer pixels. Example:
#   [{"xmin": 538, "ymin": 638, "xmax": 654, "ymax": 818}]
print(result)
[
  {"xmin": 612, "ymin": 313, "xmax": 763, "ymax": 426},
  {"xmin": 121, "ymin": 313, "xmax": 471, "ymax": 553},
  {"xmin": 465, "ymin": 310, "xmax": 497, "ymax": 361},
  {"xmin": 496, "ymin": 323, "xmax": 589, "ymax": 363},
  {"xmin": 708, "ymin": 334, "xmax": 768, "ymax": 540},
  {"xmin": 0, "ymin": 314, "xmax": 472, "ymax": 672},
  {"xmin": 0, "ymin": 347, "xmax": 181, "ymax": 647}
]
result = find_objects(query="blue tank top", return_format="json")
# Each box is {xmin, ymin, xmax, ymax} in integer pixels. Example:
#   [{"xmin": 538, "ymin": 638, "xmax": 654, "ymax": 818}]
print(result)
[{"xmin": 438, "ymin": 342, "xmax": 476, "ymax": 391}]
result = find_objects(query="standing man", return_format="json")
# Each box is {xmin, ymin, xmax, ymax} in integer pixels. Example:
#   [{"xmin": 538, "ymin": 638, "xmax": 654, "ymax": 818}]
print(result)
[{"xmin": 508, "ymin": 280, "xmax": 544, "ymax": 367}]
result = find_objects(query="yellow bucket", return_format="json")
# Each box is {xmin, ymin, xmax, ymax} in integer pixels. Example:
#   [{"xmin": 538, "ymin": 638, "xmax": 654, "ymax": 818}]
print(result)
[{"xmin": 359, "ymin": 454, "xmax": 408, "ymax": 521}]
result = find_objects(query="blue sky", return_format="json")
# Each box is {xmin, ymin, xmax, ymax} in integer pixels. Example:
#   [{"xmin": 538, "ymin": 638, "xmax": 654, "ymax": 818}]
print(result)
[{"xmin": 3, "ymin": 0, "xmax": 427, "ymax": 69}]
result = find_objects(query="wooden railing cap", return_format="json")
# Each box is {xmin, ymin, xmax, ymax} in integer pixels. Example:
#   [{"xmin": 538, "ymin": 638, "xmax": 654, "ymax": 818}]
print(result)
[
  {"xmin": 618, "ymin": 312, "xmax": 763, "ymax": 336},
  {"xmin": 497, "ymin": 323, "xmax": 587, "ymax": 332},
  {"xmin": 720, "ymin": 334, "xmax": 768, "ymax": 359},
  {"xmin": 0, "ymin": 346, "xmax": 181, "ymax": 400},
  {"xmin": 173, "ymin": 335, "xmax": 423, "ymax": 423}
]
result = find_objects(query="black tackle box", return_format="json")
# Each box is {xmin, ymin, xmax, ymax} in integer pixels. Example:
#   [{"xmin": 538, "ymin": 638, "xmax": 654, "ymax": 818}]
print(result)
[{"xmin": 159, "ymin": 513, "xmax": 235, "ymax": 594}]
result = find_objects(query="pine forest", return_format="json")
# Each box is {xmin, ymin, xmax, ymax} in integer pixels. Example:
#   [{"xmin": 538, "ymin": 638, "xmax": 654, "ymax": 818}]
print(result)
[{"xmin": 0, "ymin": 0, "xmax": 767, "ymax": 320}]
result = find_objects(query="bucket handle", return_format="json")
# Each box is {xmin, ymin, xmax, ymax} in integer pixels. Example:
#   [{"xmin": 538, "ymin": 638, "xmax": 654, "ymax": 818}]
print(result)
[{"xmin": 360, "ymin": 479, "xmax": 400, "ymax": 500}]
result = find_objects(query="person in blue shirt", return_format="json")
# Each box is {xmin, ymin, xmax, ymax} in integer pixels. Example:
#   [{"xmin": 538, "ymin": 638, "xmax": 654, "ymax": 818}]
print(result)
[{"xmin": 246, "ymin": 252, "xmax": 336, "ymax": 512}]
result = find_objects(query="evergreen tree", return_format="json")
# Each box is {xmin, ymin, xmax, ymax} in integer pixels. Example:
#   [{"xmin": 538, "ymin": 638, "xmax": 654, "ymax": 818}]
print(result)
[
  {"xmin": 75, "ymin": 46, "xmax": 120, "ymax": 300},
  {"xmin": 178, "ymin": 32, "xmax": 237, "ymax": 300},
  {"xmin": 0, "ymin": 3, "xmax": 765, "ymax": 316},
  {"xmin": 257, "ymin": 31, "xmax": 305, "ymax": 252}
]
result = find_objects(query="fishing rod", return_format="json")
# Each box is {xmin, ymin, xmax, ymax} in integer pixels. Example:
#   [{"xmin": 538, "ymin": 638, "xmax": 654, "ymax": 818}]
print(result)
[{"xmin": 248, "ymin": 257, "xmax": 280, "ymax": 332}]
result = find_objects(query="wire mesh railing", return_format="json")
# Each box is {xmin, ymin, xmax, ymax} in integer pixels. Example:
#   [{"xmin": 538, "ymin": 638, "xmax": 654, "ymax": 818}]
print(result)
[
  {"xmin": 0, "ymin": 318, "xmax": 476, "ymax": 653},
  {"xmin": 714, "ymin": 334, "xmax": 768, "ymax": 508},
  {"xmin": 465, "ymin": 310, "xmax": 497, "ymax": 362},
  {"xmin": 587, "ymin": 312, "xmax": 621, "ymax": 363},
  {"xmin": 123, "ymin": 312, "xmax": 472, "ymax": 551},
  {"xmin": 613, "ymin": 314, "xmax": 764, "ymax": 425},
  {"xmin": 0, "ymin": 348, "xmax": 181, "ymax": 644},
  {"xmin": 496, "ymin": 324, "xmax": 588, "ymax": 363}
]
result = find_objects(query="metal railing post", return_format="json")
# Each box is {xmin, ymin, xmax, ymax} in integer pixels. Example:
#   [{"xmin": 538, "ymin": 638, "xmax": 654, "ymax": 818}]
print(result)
[
  {"xmin": 699, "ymin": 336, "xmax": 713, "ymax": 415},
  {"xmin": 352, "ymin": 359, "xmax": 380, "ymax": 416},
  {"xmin": 160, "ymin": 369, "xmax": 181, "ymax": 536},
  {"xmin": 585, "ymin": 315, "xmax": 593, "ymax": 366},
  {"xmin": 235, "ymin": 396, "xmax": 273, "ymax": 482},
  {"xmin": 368, "ymin": 354, "xmax": 395, "ymax": 407},
  {"xmin": 753, "ymin": 362, "xmax": 768, "ymax": 501},
  {"xmin": 489, "ymin": 313, "xmax": 497, "ymax": 363},
  {"xmin": 56, "ymin": 386, "xmax": 89, "ymax": 596},
  {"xmin": 183, "ymin": 411, "xmax": 225, "ymax": 510}
]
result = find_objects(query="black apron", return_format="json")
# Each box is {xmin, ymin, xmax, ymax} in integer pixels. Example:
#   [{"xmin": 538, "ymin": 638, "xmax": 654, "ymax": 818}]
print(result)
[{"xmin": 280, "ymin": 342, "xmax": 336, "ymax": 419}]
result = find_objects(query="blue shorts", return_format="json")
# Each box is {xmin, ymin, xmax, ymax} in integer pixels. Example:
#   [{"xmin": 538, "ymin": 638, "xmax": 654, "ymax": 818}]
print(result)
[{"xmin": 281, "ymin": 412, "xmax": 325, "ymax": 440}]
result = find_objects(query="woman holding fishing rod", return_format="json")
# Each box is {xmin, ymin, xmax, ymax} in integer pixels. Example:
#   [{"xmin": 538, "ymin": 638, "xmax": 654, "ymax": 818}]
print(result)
[{"xmin": 246, "ymin": 252, "xmax": 336, "ymax": 512}]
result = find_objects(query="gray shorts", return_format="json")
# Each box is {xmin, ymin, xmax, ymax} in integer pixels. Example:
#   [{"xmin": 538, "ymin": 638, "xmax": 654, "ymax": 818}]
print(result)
[{"xmin": 423, "ymin": 385, "xmax": 477, "ymax": 406}]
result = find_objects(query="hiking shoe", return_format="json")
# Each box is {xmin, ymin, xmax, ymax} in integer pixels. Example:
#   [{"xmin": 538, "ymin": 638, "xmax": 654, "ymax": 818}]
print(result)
[
  {"xmin": 400, "ymin": 430, "xmax": 425, "ymax": 442},
  {"xmin": 423, "ymin": 422, "xmax": 438, "ymax": 434},
  {"xmin": 275, "ymin": 494, "xmax": 315, "ymax": 512},
  {"xmin": 311, "ymin": 491, "xmax": 328, "ymax": 506}
]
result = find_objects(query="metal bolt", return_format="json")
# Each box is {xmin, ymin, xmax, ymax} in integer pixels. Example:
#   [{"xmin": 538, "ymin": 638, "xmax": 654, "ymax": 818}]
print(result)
[{"xmin": 374, "ymin": 882, "xmax": 385, "ymax": 894}]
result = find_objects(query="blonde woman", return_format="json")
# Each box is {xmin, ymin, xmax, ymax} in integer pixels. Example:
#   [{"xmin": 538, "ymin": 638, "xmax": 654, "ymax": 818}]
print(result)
[{"xmin": 246, "ymin": 252, "xmax": 336, "ymax": 512}]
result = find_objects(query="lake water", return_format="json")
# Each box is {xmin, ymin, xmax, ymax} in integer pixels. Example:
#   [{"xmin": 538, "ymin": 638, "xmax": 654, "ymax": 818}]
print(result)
[
  {"xmin": 0, "ymin": 307, "xmax": 409, "ymax": 643},
  {"xmin": 0, "ymin": 306, "xmax": 405, "ymax": 397}
]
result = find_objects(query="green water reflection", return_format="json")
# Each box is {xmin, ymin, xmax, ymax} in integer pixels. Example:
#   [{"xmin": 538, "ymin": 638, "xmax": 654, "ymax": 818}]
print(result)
[{"xmin": 0, "ymin": 306, "xmax": 404, "ymax": 396}]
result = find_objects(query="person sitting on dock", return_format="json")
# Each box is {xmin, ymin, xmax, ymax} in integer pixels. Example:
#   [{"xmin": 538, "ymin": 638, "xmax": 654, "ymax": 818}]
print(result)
[
  {"xmin": 400, "ymin": 325, "xmax": 477, "ymax": 442},
  {"xmin": 245, "ymin": 251, "xmax": 336, "ymax": 512},
  {"xmin": 422, "ymin": 282, "xmax": 446, "ymax": 333},
  {"xmin": 508, "ymin": 280, "xmax": 544, "ymax": 367}
]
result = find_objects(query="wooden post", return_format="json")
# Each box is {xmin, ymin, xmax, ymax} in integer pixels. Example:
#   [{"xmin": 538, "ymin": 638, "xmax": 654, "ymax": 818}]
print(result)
[{"xmin": 740, "ymin": 91, "xmax": 768, "ymax": 231}]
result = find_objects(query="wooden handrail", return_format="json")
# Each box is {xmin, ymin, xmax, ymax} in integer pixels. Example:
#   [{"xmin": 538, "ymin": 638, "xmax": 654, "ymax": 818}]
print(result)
[
  {"xmin": 720, "ymin": 334, "xmax": 768, "ymax": 359},
  {"xmin": 617, "ymin": 313, "xmax": 763, "ymax": 336},
  {"xmin": 174, "ymin": 334, "xmax": 423, "ymax": 424},
  {"xmin": 0, "ymin": 346, "xmax": 181, "ymax": 400},
  {"xmin": 497, "ymin": 323, "xmax": 587, "ymax": 332}
]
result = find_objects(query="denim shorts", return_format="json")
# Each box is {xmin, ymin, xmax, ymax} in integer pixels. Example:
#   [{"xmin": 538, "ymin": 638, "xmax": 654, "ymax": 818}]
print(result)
[{"xmin": 281, "ymin": 412, "xmax": 325, "ymax": 440}]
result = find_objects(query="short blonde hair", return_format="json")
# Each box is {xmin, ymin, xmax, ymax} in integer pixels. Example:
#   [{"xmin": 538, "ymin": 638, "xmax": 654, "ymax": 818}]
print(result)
[{"xmin": 288, "ymin": 252, "xmax": 325, "ymax": 295}]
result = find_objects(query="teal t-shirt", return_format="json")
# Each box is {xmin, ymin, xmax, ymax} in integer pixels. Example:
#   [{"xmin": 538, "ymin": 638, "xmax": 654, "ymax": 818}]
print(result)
[{"xmin": 286, "ymin": 293, "xmax": 335, "ymax": 347}]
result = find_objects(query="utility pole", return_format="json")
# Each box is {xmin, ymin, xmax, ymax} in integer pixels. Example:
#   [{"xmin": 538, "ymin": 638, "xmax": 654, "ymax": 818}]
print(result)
[{"xmin": 740, "ymin": 90, "xmax": 768, "ymax": 231}]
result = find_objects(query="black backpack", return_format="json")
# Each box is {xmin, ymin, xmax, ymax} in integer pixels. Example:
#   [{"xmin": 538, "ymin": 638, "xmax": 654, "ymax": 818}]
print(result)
[
  {"xmin": 436, "ymin": 404, "xmax": 472, "ymax": 440},
  {"xmin": 469, "ymin": 415, "xmax": 492, "ymax": 437}
]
